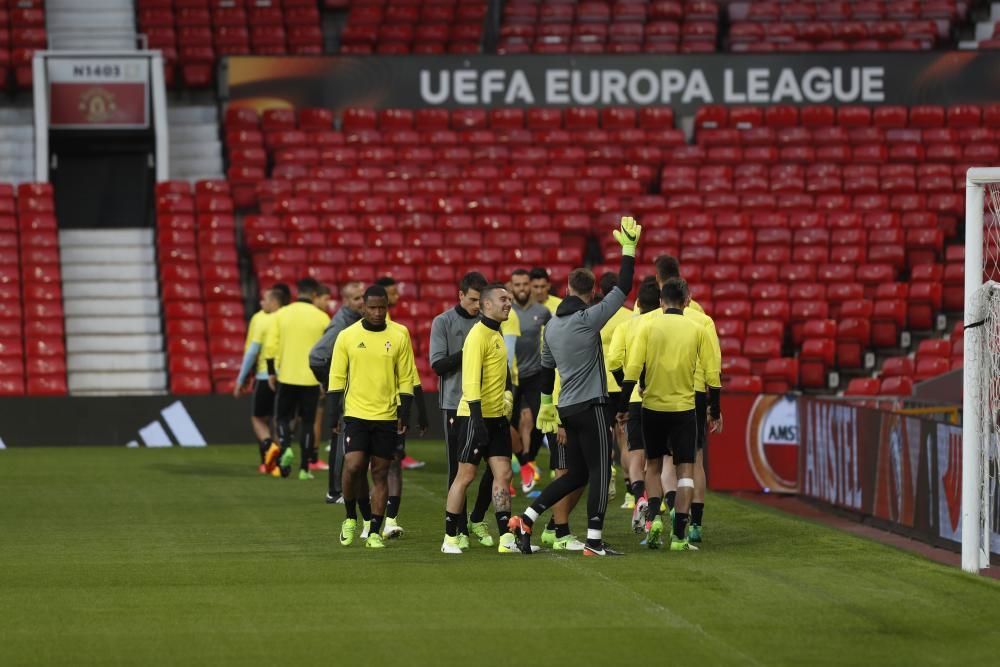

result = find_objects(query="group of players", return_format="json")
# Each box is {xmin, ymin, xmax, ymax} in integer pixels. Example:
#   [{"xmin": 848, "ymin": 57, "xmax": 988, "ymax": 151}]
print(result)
[{"xmin": 235, "ymin": 216, "xmax": 722, "ymax": 556}]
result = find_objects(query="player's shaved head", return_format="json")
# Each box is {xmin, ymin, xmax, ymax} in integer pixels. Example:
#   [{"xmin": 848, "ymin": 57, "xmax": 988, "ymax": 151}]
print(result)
[
  {"xmin": 297, "ymin": 277, "xmax": 320, "ymax": 299},
  {"xmin": 660, "ymin": 278, "xmax": 689, "ymax": 308},
  {"xmin": 270, "ymin": 283, "xmax": 292, "ymax": 306},
  {"xmin": 340, "ymin": 281, "xmax": 365, "ymax": 315},
  {"xmin": 480, "ymin": 283, "xmax": 512, "ymax": 322}
]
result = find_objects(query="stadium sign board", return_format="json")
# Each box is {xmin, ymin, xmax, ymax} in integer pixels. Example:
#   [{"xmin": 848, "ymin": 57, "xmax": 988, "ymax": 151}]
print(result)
[
  {"xmin": 224, "ymin": 52, "xmax": 998, "ymax": 113},
  {"xmin": 798, "ymin": 397, "xmax": 1000, "ymax": 556},
  {"xmin": 47, "ymin": 56, "xmax": 150, "ymax": 129}
]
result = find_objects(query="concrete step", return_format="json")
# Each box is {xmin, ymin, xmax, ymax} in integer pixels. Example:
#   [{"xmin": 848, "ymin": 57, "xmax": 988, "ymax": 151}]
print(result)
[
  {"xmin": 66, "ymin": 316, "xmax": 160, "ymax": 335},
  {"xmin": 170, "ymin": 125, "xmax": 220, "ymax": 143},
  {"xmin": 64, "ymin": 298, "xmax": 160, "ymax": 318},
  {"xmin": 63, "ymin": 281, "xmax": 158, "ymax": 299},
  {"xmin": 62, "ymin": 264, "xmax": 155, "ymax": 282},
  {"xmin": 69, "ymin": 371, "xmax": 167, "ymax": 394},
  {"xmin": 67, "ymin": 334, "xmax": 163, "ymax": 354},
  {"xmin": 168, "ymin": 107, "xmax": 218, "ymax": 125},
  {"xmin": 60, "ymin": 245, "xmax": 155, "ymax": 264},
  {"xmin": 59, "ymin": 228, "xmax": 153, "ymax": 247},
  {"xmin": 171, "ymin": 140, "xmax": 223, "ymax": 159},
  {"xmin": 67, "ymin": 352, "xmax": 164, "ymax": 373}
]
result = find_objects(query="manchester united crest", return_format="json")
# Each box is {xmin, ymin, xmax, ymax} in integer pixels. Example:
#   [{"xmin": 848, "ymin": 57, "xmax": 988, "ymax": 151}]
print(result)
[{"xmin": 78, "ymin": 87, "xmax": 118, "ymax": 123}]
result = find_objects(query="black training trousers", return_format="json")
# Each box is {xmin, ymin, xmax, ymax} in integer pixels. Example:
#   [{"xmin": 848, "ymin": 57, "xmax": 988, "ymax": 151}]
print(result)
[
  {"xmin": 525, "ymin": 404, "xmax": 612, "ymax": 533},
  {"xmin": 275, "ymin": 382, "xmax": 320, "ymax": 472}
]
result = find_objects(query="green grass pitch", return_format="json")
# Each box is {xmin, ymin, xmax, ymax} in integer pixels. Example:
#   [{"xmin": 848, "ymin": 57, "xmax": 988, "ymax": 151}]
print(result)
[{"xmin": 2, "ymin": 442, "xmax": 1000, "ymax": 666}]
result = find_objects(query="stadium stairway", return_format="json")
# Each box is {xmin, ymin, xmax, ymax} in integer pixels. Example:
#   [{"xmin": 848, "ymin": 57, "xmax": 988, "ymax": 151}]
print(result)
[
  {"xmin": 60, "ymin": 228, "xmax": 167, "ymax": 395},
  {"xmin": 168, "ymin": 104, "xmax": 224, "ymax": 182},
  {"xmin": 0, "ymin": 108, "xmax": 35, "ymax": 185},
  {"xmin": 46, "ymin": 0, "xmax": 138, "ymax": 51}
]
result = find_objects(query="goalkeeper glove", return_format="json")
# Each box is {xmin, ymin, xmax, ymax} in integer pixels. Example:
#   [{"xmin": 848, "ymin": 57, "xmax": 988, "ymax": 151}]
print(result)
[
  {"xmin": 612, "ymin": 216, "xmax": 642, "ymax": 257},
  {"xmin": 535, "ymin": 394, "xmax": 560, "ymax": 435},
  {"xmin": 503, "ymin": 390, "xmax": 514, "ymax": 421}
]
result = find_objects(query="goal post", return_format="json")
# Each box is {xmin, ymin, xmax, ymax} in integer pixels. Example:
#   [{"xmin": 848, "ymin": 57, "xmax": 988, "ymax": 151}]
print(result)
[{"xmin": 962, "ymin": 168, "xmax": 1000, "ymax": 573}]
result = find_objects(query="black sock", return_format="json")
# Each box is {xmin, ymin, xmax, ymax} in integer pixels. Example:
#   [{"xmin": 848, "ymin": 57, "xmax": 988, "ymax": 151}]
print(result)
[
  {"xmin": 458, "ymin": 510, "xmax": 469, "ymax": 535},
  {"xmin": 647, "ymin": 497, "xmax": 661, "ymax": 522},
  {"xmin": 674, "ymin": 512, "xmax": 689, "ymax": 539},
  {"xmin": 691, "ymin": 502, "xmax": 704, "ymax": 526},
  {"xmin": 300, "ymin": 444, "xmax": 309, "ymax": 471},
  {"xmin": 386, "ymin": 495, "xmax": 401, "ymax": 520},
  {"xmin": 345, "ymin": 498, "xmax": 357, "ymax": 520},
  {"xmin": 631, "ymin": 480, "xmax": 645, "ymax": 499},
  {"xmin": 546, "ymin": 517, "xmax": 556, "ymax": 531},
  {"xmin": 555, "ymin": 523, "xmax": 570, "ymax": 538},
  {"xmin": 370, "ymin": 514, "xmax": 384, "ymax": 536},
  {"xmin": 496, "ymin": 511, "xmax": 510, "ymax": 535},
  {"xmin": 358, "ymin": 497, "xmax": 372, "ymax": 522},
  {"xmin": 470, "ymin": 470, "xmax": 493, "ymax": 524},
  {"xmin": 515, "ymin": 452, "xmax": 527, "ymax": 466},
  {"xmin": 310, "ymin": 447, "xmax": 319, "ymax": 464},
  {"xmin": 665, "ymin": 490, "xmax": 676, "ymax": 511},
  {"xmin": 258, "ymin": 437, "xmax": 272, "ymax": 463},
  {"xmin": 445, "ymin": 511, "xmax": 463, "ymax": 537}
]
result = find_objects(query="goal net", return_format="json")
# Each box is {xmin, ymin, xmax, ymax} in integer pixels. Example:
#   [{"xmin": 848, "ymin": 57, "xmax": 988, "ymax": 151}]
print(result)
[{"xmin": 962, "ymin": 170, "xmax": 1000, "ymax": 573}]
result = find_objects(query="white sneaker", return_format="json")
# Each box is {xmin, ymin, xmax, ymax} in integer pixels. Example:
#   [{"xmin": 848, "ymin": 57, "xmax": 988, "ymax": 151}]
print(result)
[
  {"xmin": 553, "ymin": 535, "xmax": 586, "ymax": 551},
  {"xmin": 441, "ymin": 535, "xmax": 463, "ymax": 554},
  {"xmin": 382, "ymin": 517, "xmax": 404, "ymax": 539},
  {"xmin": 359, "ymin": 520, "xmax": 371, "ymax": 540},
  {"xmin": 631, "ymin": 497, "xmax": 648, "ymax": 534}
]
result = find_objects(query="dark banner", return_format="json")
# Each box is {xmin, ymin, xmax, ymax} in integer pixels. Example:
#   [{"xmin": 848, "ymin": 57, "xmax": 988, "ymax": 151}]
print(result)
[
  {"xmin": 223, "ymin": 52, "xmax": 1000, "ymax": 113},
  {"xmin": 798, "ymin": 397, "xmax": 1000, "ymax": 555}
]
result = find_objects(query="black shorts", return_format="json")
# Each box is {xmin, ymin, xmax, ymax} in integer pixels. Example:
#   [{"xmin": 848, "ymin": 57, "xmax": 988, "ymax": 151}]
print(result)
[
  {"xmin": 275, "ymin": 383, "xmax": 320, "ymax": 424},
  {"xmin": 605, "ymin": 392, "xmax": 621, "ymax": 429},
  {"xmin": 456, "ymin": 416, "xmax": 511, "ymax": 465},
  {"xmin": 510, "ymin": 372, "xmax": 542, "ymax": 429},
  {"xmin": 695, "ymin": 391, "xmax": 707, "ymax": 450},
  {"xmin": 343, "ymin": 417, "xmax": 398, "ymax": 460},
  {"xmin": 641, "ymin": 408, "xmax": 697, "ymax": 465},
  {"xmin": 626, "ymin": 402, "xmax": 644, "ymax": 452},
  {"xmin": 252, "ymin": 379, "xmax": 275, "ymax": 418}
]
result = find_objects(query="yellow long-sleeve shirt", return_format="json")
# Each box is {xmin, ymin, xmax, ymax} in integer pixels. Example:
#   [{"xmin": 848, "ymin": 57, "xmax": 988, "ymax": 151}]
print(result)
[
  {"xmin": 458, "ymin": 319, "xmax": 509, "ymax": 418},
  {"xmin": 390, "ymin": 320, "xmax": 421, "ymax": 390},
  {"xmin": 244, "ymin": 310, "xmax": 272, "ymax": 376},
  {"xmin": 601, "ymin": 306, "xmax": 633, "ymax": 393},
  {"xmin": 542, "ymin": 294, "xmax": 562, "ymax": 315},
  {"xmin": 684, "ymin": 306, "xmax": 722, "ymax": 393},
  {"xmin": 501, "ymin": 308, "xmax": 520, "ymax": 386},
  {"xmin": 264, "ymin": 300, "xmax": 330, "ymax": 386},
  {"xmin": 625, "ymin": 309, "xmax": 716, "ymax": 412},
  {"xmin": 609, "ymin": 309, "xmax": 659, "ymax": 403},
  {"xmin": 328, "ymin": 320, "xmax": 415, "ymax": 421}
]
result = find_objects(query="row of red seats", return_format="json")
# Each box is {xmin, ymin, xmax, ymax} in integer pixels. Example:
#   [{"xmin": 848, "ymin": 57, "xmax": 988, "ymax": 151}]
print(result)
[
  {"xmin": 339, "ymin": 0, "xmax": 485, "ymax": 54},
  {"xmin": 731, "ymin": 0, "xmax": 963, "ymax": 22},
  {"xmin": 695, "ymin": 103, "xmax": 995, "ymax": 129},
  {"xmin": 224, "ymin": 105, "xmax": 679, "ymax": 131},
  {"xmin": 156, "ymin": 180, "xmax": 244, "ymax": 394},
  {"xmin": 0, "ymin": 182, "xmax": 67, "ymax": 396},
  {"xmin": 499, "ymin": 0, "xmax": 718, "ymax": 53},
  {"xmin": 0, "ymin": 0, "xmax": 45, "ymax": 89},
  {"xmin": 138, "ymin": 0, "xmax": 322, "ymax": 87}
]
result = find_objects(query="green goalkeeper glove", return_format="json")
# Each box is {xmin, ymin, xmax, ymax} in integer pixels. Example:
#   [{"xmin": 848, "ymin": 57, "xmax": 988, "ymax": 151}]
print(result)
[
  {"xmin": 503, "ymin": 390, "xmax": 514, "ymax": 421},
  {"xmin": 612, "ymin": 216, "xmax": 642, "ymax": 257},
  {"xmin": 535, "ymin": 394, "xmax": 559, "ymax": 434}
]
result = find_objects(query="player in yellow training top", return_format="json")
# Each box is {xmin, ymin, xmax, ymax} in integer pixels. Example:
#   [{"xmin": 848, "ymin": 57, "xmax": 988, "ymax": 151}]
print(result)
[
  {"xmin": 328, "ymin": 284, "xmax": 416, "ymax": 550},
  {"xmin": 607, "ymin": 279, "xmax": 662, "ymax": 532},
  {"xmin": 441, "ymin": 283, "xmax": 520, "ymax": 555},
  {"xmin": 619, "ymin": 278, "xmax": 721, "ymax": 552},
  {"xmin": 233, "ymin": 283, "xmax": 290, "ymax": 473},
  {"xmin": 263, "ymin": 278, "xmax": 330, "ymax": 479}
]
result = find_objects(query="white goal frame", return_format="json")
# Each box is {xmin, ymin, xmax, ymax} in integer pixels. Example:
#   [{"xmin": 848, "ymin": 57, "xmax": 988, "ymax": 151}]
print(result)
[{"xmin": 962, "ymin": 168, "xmax": 1000, "ymax": 573}]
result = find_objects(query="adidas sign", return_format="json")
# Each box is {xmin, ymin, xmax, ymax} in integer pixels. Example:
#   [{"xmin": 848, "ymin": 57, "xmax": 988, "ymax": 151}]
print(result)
[{"xmin": 125, "ymin": 400, "xmax": 207, "ymax": 448}]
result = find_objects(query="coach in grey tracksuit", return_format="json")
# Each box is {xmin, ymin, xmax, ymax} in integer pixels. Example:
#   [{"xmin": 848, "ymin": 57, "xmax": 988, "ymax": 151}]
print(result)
[
  {"xmin": 428, "ymin": 272, "xmax": 493, "ymax": 537},
  {"xmin": 517, "ymin": 250, "xmax": 636, "ymax": 549},
  {"xmin": 309, "ymin": 293, "xmax": 363, "ymax": 502}
]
